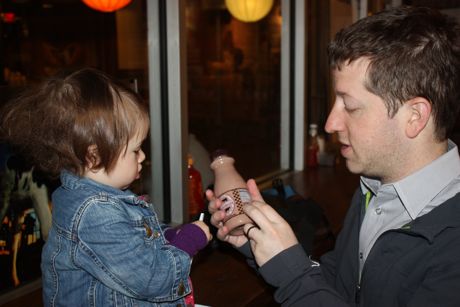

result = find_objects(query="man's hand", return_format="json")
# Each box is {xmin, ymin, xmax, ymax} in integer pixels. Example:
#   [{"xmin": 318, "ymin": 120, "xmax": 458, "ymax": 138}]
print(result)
[
  {"xmin": 243, "ymin": 199, "xmax": 299, "ymax": 266},
  {"xmin": 206, "ymin": 179, "xmax": 265, "ymax": 247},
  {"xmin": 206, "ymin": 188, "xmax": 248, "ymax": 247}
]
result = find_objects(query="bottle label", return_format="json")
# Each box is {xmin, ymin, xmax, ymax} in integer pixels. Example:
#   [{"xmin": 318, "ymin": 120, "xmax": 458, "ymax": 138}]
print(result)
[{"xmin": 219, "ymin": 188, "xmax": 251, "ymax": 221}]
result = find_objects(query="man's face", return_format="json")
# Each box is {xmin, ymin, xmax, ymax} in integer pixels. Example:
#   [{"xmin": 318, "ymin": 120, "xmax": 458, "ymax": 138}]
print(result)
[{"xmin": 325, "ymin": 58, "xmax": 406, "ymax": 183}]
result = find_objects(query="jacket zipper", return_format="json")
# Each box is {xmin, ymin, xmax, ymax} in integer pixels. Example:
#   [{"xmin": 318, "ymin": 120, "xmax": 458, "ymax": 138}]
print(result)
[
  {"xmin": 355, "ymin": 283, "xmax": 361, "ymax": 304},
  {"xmin": 355, "ymin": 227, "xmax": 416, "ymax": 305}
]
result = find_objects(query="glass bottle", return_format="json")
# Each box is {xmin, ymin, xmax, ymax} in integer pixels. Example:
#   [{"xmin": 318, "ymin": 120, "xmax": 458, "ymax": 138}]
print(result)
[
  {"xmin": 307, "ymin": 123, "xmax": 319, "ymax": 168},
  {"xmin": 188, "ymin": 154, "xmax": 204, "ymax": 221},
  {"xmin": 210, "ymin": 150, "xmax": 252, "ymax": 235}
]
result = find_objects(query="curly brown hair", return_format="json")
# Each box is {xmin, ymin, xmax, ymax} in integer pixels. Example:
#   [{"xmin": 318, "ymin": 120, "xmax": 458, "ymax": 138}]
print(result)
[{"xmin": 0, "ymin": 68, "xmax": 150, "ymax": 177}]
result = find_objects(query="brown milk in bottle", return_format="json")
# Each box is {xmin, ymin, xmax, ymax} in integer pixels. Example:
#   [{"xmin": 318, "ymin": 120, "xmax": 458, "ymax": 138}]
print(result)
[{"xmin": 210, "ymin": 152, "xmax": 252, "ymax": 235}]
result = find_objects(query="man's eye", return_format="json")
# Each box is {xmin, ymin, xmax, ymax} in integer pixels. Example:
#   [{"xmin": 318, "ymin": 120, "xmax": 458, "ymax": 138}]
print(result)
[
  {"xmin": 344, "ymin": 105, "xmax": 359, "ymax": 113},
  {"xmin": 344, "ymin": 107, "xmax": 356, "ymax": 112}
]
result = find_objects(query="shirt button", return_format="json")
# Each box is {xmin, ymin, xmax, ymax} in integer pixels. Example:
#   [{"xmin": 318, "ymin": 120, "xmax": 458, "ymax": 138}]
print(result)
[
  {"xmin": 375, "ymin": 207, "xmax": 382, "ymax": 215},
  {"xmin": 359, "ymin": 252, "xmax": 363, "ymax": 259},
  {"xmin": 177, "ymin": 281, "xmax": 185, "ymax": 295}
]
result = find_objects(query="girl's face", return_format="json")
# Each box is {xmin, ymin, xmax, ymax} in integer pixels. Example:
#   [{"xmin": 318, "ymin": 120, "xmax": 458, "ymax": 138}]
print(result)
[
  {"xmin": 106, "ymin": 130, "xmax": 147, "ymax": 190},
  {"xmin": 85, "ymin": 126, "xmax": 147, "ymax": 190}
]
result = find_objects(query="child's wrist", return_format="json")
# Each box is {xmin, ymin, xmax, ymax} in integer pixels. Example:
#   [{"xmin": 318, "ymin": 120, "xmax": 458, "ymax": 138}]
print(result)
[{"xmin": 167, "ymin": 223, "xmax": 207, "ymax": 257}]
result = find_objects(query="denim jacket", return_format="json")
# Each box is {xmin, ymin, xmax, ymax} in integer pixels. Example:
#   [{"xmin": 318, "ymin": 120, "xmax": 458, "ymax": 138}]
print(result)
[{"xmin": 41, "ymin": 171, "xmax": 192, "ymax": 307}]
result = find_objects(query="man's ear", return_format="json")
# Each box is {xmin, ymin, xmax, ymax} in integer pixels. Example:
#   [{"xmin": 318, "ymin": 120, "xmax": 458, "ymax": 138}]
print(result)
[
  {"xmin": 405, "ymin": 97, "xmax": 432, "ymax": 139},
  {"xmin": 86, "ymin": 144, "xmax": 101, "ymax": 170}
]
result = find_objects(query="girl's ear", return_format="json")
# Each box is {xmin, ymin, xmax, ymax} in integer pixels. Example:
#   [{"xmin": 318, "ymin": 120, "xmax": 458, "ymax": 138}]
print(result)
[{"xmin": 86, "ymin": 144, "xmax": 101, "ymax": 170}]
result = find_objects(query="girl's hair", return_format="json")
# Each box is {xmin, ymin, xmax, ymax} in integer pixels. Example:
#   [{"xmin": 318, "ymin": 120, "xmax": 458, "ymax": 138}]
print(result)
[{"xmin": 0, "ymin": 68, "xmax": 150, "ymax": 177}]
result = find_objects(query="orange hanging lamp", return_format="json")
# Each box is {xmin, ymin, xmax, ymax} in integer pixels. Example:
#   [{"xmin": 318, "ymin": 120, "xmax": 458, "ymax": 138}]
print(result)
[{"xmin": 81, "ymin": 0, "xmax": 132, "ymax": 13}]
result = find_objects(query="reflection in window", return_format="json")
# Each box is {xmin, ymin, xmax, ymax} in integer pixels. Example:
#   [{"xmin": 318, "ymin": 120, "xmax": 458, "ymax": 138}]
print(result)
[{"xmin": 186, "ymin": 0, "xmax": 282, "ymax": 179}]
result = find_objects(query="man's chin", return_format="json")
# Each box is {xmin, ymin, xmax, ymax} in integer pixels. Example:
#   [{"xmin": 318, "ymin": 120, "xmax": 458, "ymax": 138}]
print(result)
[{"xmin": 344, "ymin": 159, "xmax": 362, "ymax": 174}]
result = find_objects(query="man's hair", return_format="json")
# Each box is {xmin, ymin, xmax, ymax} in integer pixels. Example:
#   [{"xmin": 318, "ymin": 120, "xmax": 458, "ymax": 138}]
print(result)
[
  {"xmin": 328, "ymin": 6, "xmax": 460, "ymax": 140},
  {"xmin": 0, "ymin": 68, "xmax": 150, "ymax": 177}
]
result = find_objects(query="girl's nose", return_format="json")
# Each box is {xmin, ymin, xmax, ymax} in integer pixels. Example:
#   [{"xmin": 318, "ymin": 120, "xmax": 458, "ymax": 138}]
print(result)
[{"xmin": 138, "ymin": 149, "xmax": 146, "ymax": 163}]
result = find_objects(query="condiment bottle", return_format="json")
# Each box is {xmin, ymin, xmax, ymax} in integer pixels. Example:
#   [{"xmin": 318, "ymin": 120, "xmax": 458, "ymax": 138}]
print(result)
[
  {"xmin": 307, "ymin": 123, "xmax": 319, "ymax": 168},
  {"xmin": 188, "ymin": 154, "xmax": 204, "ymax": 221}
]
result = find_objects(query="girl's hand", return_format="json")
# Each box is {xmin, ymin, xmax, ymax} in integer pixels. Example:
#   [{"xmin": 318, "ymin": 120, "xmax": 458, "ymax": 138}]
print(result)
[{"xmin": 191, "ymin": 220, "xmax": 213, "ymax": 242}]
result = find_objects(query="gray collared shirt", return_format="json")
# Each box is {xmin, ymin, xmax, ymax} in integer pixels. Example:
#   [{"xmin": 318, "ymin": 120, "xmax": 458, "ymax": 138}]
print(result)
[{"xmin": 358, "ymin": 140, "xmax": 460, "ymax": 275}]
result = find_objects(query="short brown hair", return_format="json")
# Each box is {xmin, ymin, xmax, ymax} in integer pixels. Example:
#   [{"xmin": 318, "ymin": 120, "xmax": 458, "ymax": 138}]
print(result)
[
  {"xmin": 328, "ymin": 6, "xmax": 460, "ymax": 140},
  {"xmin": 0, "ymin": 68, "xmax": 150, "ymax": 177}
]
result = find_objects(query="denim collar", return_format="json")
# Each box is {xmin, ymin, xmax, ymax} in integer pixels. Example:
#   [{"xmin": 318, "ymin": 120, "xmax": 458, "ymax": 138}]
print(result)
[{"xmin": 60, "ymin": 170, "xmax": 149, "ymax": 207}]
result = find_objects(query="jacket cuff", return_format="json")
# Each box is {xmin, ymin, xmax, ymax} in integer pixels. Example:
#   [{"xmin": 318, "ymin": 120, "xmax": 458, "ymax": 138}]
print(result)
[
  {"xmin": 259, "ymin": 244, "xmax": 312, "ymax": 287},
  {"xmin": 236, "ymin": 241, "xmax": 254, "ymax": 258},
  {"xmin": 167, "ymin": 223, "xmax": 207, "ymax": 257}
]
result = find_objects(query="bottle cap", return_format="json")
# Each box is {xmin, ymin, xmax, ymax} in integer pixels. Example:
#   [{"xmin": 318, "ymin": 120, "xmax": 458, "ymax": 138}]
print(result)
[
  {"xmin": 210, "ymin": 149, "xmax": 230, "ymax": 161},
  {"xmin": 309, "ymin": 123, "xmax": 318, "ymax": 136}
]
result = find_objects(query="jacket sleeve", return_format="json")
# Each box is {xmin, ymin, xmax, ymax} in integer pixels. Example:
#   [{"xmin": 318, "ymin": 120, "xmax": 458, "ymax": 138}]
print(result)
[
  {"xmin": 237, "ymin": 241, "xmax": 259, "ymax": 269},
  {"xmin": 258, "ymin": 244, "xmax": 349, "ymax": 306},
  {"xmin": 73, "ymin": 198, "xmax": 191, "ymax": 303},
  {"xmin": 165, "ymin": 223, "xmax": 208, "ymax": 257}
]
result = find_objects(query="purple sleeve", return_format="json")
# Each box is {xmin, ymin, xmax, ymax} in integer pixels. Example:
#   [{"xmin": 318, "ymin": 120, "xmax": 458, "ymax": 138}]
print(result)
[
  {"xmin": 165, "ymin": 223, "xmax": 208, "ymax": 257},
  {"xmin": 163, "ymin": 227, "xmax": 177, "ymax": 242}
]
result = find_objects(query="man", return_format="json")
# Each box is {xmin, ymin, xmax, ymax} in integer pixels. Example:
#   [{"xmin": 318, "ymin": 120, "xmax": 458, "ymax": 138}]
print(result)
[{"xmin": 208, "ymin": 6, "xmax": 460, "ymax": 306}]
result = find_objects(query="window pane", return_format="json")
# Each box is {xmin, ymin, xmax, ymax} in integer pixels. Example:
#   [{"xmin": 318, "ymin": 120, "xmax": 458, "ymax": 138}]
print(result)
[{"xmin": 186, "ymin": 0, "xmax": 282, "ymax": 182}]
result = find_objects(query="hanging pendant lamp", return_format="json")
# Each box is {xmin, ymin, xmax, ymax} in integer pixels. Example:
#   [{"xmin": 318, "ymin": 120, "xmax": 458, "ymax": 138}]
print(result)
[
  {"xmin": 82, "ymin": 0, "xmax": 132, "ymax": 13},
  {"xmin": 225, "ymin": 0, "xmax": 274, "ymax": 23}
]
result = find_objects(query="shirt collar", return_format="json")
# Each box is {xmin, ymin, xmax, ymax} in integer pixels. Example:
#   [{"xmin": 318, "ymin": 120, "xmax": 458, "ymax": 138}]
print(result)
[{"xmin": 360, "ymin": 140, "xmax": 460, "ymax": 219}]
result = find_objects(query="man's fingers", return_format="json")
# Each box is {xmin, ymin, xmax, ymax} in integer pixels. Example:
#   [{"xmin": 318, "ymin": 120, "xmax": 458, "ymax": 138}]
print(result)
[
  {"xmin": 216, "ymin": 224, "xmax": 230, "ymax": 240},
  {"xmin": 243, "ymin": 201, "xmax": 275, "ymax": 233},
  {"xmin": 247, "ymin": 179, "xmax": 265, "ymax": 202},
  {"xmin": 249, "ymin": 200, "xmax": 285, "ymax": 223},
  {"xmin": 210, "ymin": 210, "xmax": 225, "ymax": 227},
  {"xmin": 243, "ymin": 223, "xmax": 259, "ymax": 239}
]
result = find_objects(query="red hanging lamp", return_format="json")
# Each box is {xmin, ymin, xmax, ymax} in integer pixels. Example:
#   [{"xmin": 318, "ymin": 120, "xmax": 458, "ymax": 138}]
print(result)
[{"xmin": 81, "ymin": 0, "xmax": 132, "ymax": 13}]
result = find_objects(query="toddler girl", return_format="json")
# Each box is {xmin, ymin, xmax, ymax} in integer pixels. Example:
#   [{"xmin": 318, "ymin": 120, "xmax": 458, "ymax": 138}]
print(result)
[{"xmin": 0, "ymin": 68, "xmax": 212, "ymax": 306}]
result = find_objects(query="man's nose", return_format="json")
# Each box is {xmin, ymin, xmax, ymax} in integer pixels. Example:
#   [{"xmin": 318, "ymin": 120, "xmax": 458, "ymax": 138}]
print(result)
[{"xmin": 325, "ymin": 102, "xmax": 343, "ymax": 134}]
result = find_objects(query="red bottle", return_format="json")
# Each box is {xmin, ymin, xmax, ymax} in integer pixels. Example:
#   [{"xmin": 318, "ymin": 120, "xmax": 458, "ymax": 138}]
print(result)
[
  {"xmin": 307, "ymin": 124, "xmax": 319, "ymax": 168},
  {"xmin": 188, "ymin": 154, "xmax": 204, "ymax": 221}
]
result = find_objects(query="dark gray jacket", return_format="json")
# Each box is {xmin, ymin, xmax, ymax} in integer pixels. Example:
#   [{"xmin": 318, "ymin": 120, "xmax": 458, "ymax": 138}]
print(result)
[{"xmin": 258, "ymin": 190, "xmax": 460, "ymax": 306}]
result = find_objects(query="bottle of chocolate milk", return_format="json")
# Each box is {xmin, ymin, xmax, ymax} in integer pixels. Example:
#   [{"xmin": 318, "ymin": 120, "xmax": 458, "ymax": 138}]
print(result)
[{"xmin": 210, "ymin": 150, "xmax": 252, "ymax": 235}]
